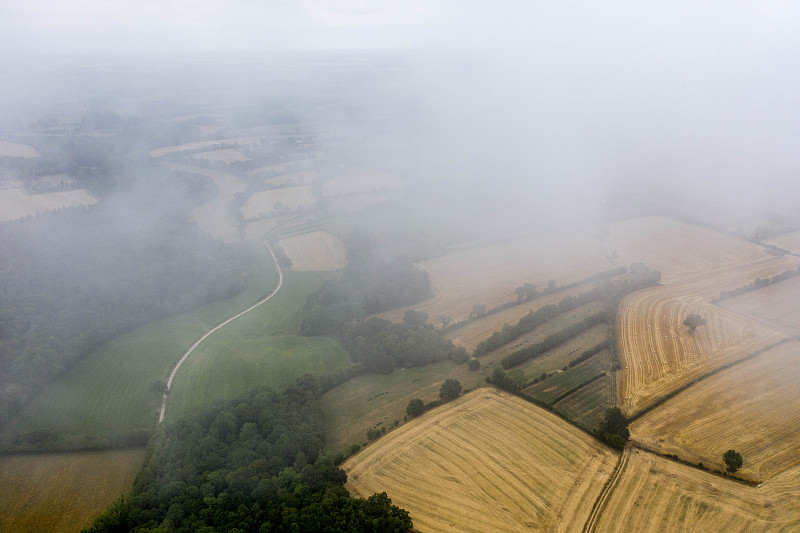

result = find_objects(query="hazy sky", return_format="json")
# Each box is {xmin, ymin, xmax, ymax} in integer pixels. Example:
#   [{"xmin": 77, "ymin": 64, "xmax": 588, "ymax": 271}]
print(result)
[{"xmin": 3, "ymin": 1, "xmax": 799, "ymax": 54}]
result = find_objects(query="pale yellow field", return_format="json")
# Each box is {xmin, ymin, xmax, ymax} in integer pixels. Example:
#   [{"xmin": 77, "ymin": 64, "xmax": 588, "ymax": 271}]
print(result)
[
  {"xmin": 720, "ymin": 275, "xmax": 800, "ymax": 335},
  {"xmin": 604, "ymin": 217, "xmax": 766, "ymax": 281},
  {"xmin": 378, "ymin": 231, "xmax": 611, "ymax": 324},
  {"xmin": 322, "ymin": 171, "xmax": 405, "ymax": 196},
  {"xmin": 631, "ymin": 341, "xmax": 800, "ymax": 480},
  {"xmin": 243, "ymin": 217, "xmax": 278, "ymax": 241},
  {"xmin": 593, "ymin": 448, "xmax": 800, "ymax": 532},
  {"xmin": 764, "ymin": 231, "xmax": 800, "ymax": 253},
  {"xmin": 149, "ymin": 138, "xmax": 254, "ymax": 158},
  {"xmin": 0, "ymin": 188, "xmax": 98, "ymax": 222},
  {"xmin": 0, "ymin": 448, "xmax": 145, "ymax": 533},
  {"xmin": 240, "ymin": 186, "xmax": 315, "ymax": 219},
  {"xmin": 344, "ymin": 388, "xmax": 618, "ymax": 533},
  {"xmin": 618, "ymin": 256, "xmax": 797, "ymax": 415},
  {"xmin": 0, "ymin": 140, "xmax": 40, "ymax": 158},
  {"xmin": 279, "ymin": 230, "xmax": 346, "ymax": 271},
  {"xmin": 190, "ymin": 148, "xmax": 249, "ymax": 163},
  {"xmin": 264, "ymin": 170, "xmax": 317, "ymax": 187},
  {"xmin": 245, "ymin": 160, "xmax": 313, "ymax": 177}
]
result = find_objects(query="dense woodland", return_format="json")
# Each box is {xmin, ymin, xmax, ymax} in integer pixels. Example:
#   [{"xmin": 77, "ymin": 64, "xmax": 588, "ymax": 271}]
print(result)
[
  {"xmin": 0, "ymin": 159, "xmax": 251, "ymax": 428},
  {"xmin": 83, "ymin": 380, "xmax": 412, "ymax": 533}
]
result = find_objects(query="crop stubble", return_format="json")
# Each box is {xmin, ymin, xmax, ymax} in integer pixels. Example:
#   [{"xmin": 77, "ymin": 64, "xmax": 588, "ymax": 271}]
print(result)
[
  {"xmin": 279, "ymin": 230, "xmax": 346, "ymax": 271},
  {"xmin": 344, "ymin": 389, "xmax": 618, "ymax": 533}
]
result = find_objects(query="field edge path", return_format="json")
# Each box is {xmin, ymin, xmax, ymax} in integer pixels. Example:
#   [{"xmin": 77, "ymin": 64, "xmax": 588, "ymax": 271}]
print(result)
[
  {"xmin": 158, "ymin": 242, "xmax": 283, "ymax": 423},
  {"xmin": 581, "ymin": 445, "xmax": 630, "ymax": 533}
]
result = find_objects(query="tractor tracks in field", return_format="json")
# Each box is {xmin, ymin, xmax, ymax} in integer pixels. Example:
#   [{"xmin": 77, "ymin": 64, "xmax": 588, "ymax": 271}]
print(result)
[
  {"xmin": 157, "ymin": 241, "xmax": 283, "ymax": 423},
  {"xmin": 582, "ymin": 445, "xmax": 630, "ymax": 533}
]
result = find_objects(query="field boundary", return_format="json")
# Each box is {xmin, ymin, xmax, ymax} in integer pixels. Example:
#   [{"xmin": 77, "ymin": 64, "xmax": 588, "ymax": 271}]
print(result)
[
  {"xmin": 627, "ymin": 336, "xmax": 796, "ymax": 422},
  {"xmin": 158, "ymin": 241, "xmax": 283, "ymax": 422}
]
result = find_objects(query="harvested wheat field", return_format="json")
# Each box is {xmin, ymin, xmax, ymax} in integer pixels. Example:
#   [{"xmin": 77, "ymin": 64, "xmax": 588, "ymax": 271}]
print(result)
[
  {"xmin": 264, "ymin": 170, "xmax": 317, "ymax": 187},
  {"xmin": 631, "ymin": 341, "xmax": 800, "ymax": 480},
  {"xmin": 604, "ymin": 217, "xmax": 765, "ymax": 281},
  {"xmin": 172, "ymin": 165, "xmax": 248, "ymax": 242},
  {"xmin": 322, "ymin": 170, "xmax": 405, "ymax": 196},
  {"xmin": 378, "ymin": 231, "xmax": 611, "ymax": 324},
  {"xmin": 617, "ymin": 257, "xmax": 796, "ymax": 415},
  {"xmin": 720, "ymin": 275, "xmax": 800, "ymax": 335},
  {"xmin": 593, "ymin": 448, "xmax": 800, "ymax": 532},
  {"xmin": 149, "ymin": 138, "xmax": 253, "ymax": 158},
  {"xmin": 0, "ymin": 188, "xmax": 98, "ymax": 222},
  {"xmin": 0, "ymin": 140, "xmax": 40, "ymax": 158},
  {"xmin": 190, "ymin": 148, "xmax": 249, "ymax": 163},
  {"xmin": 0, "ymin": 448, "xmax": 145, "ymax": 533},
  {"xmin": 243, "ymin": 218, "xmax": 278, "ymax": 241},
  {"xmin": 240, "ymin": 186, "xmax": 315, "ymax": 219},
  {"xmin": 764, "ymin": 231, "xmax": 800, "ymax": 254},
  {"xmin": 344, "ymin": 388, "xmax": 618, "ymax": 533},
  {"xmin": 279, "ymin": 230, "xmax": 346, "ymax": 271}
]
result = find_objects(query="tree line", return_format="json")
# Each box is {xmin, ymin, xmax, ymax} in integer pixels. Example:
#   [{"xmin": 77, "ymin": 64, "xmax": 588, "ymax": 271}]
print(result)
[
  {"xmin": 711, "ymin": 267, "xmax": 800, "ymax": 303},
  {"xmin": 83, "ymin": 378, "xmax": 412, "ymax": 533}
]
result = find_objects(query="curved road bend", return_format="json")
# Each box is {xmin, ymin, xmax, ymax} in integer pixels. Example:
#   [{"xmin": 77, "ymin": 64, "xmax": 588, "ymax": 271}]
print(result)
[{"xmin": 158, "ymin": 242, "xmax": 283, "ymax": 423}]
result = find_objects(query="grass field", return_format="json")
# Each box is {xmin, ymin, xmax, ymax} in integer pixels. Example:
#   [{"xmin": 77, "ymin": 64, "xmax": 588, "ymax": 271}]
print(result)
[
  {"xmin": 0, "ymin": 447, "xmax": 145, "ymax": 533},
  {"xmin": 344, "ymin": 389, "xmax": 618, "ymax": 533},
  {"xmin": 2, "ymin": 242, "xmax": 279, "ymax": 443},
  {"xmin": 617, "ymin": 256, "xmax": 796, "ymax": 416},
  {"xmin": 555, "ymin": 372, "xmax": 615, "ymax": 430},
  {"xmin": 377, "ymin": 230, "xmax": 611, "ymax": 324},
  {"xmin": 240, "ymin": 186, "xmax": 315, "ymax": 219},
  {"xmin": 0, "ymin": 188, "xmax": 98, "ymax": 222},
  {"xmin": 631, "ymin": 341, "xmax": 800, "ymax": 481},
  {"xmin": 323, "ymin": 303, "xmax": 608, "ymax": 453},
  {"xmin": 594, "ymin": 448, "xmax": 800, "ymax": 532},
  {"xmin": 524, "ymin": 349, "xmax": 611, "ymax": 403},
  {"xmin": 279, "ymin": 230, "xmax": 347, "ymax": 271}
]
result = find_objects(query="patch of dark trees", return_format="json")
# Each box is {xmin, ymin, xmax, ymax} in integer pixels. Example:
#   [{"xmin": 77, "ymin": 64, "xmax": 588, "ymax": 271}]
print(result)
[
  {"xmin": 0, "ymin": 165, "xmax": 252, "ymax": 430},
  {"xmin": 83, "ymin": 379, "xmax": 412, "ymax": 533},
  {"xmin": 711, "ymin": 267, "xmax": 800, "ymax": 304}
]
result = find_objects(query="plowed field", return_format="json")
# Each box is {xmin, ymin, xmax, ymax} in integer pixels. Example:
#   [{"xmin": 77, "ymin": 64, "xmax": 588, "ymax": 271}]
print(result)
[
  {"xmin": 593, "ymin": 448, "xmax": 800, "ymax": 532},
  {"xmin": 631, "ymin": 341, "xmax": 800, "ymax": 480},
  {"xmin": 279, "ymin": 230, "xmax": 346, "ymax": 271},
  {"xmin": 344, "ymin": 389, "xmax": 618, "ymax": 533}
]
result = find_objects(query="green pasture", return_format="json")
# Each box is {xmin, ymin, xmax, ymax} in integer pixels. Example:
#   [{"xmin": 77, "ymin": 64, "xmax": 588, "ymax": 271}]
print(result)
[
  {"xmin": 554, "ymin": 373, "xmax": 616, "ymax": 431},
  {"xmin": 1, "ymin": 241, "xmax": 298, "ymax": 446},
  {"xmin": 524, "ymin": 349, "xmax": 612, "ymax": 403}
]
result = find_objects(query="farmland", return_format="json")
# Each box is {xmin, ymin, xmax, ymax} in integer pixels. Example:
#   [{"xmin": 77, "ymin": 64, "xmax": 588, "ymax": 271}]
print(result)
[
  {"xmin": 240, "ymin": 185, "xmax": 315, "ymax": 219},
  {"xmin": 630, "ymin": 341, "xmax": 800, "ymax": 480},
  {"xmin": 377, "ymin": 230, "xmax": 611, "ymax": 324},
  {"xmin": 0, "ymin": 448, "xmax": 145, "ymax": 533},
  {"xmin": 344, "ymin": 389, "xmax": 618, "ymax": 533},
  {"xmin": 617, "ymin": 256, "xmax": 797, "ymax": 416},
  {"xmin": 0, "ymin": 188, "xmax": 98, "ymax": 222},
  {"xmin": 322, "ymin": 170, "xmax": 405, "ymax": 196},
  {"xmin": 593, "ymin": 448, "xmax": 800, "ymax": 532},
  {"xmin": 279, "ymin": 230, "xmax": 347, "ymax": 271},
  {"xmin": 720, "ymin": 275, "xmax": 800, "ymax": 335},
  {"xmin": 603, "ymin": 216, "xmax": 766, "ymax": 280},
  {"xmin": 764, "ymin": 231, "xmax": 800, "ymax": 253},
  {"xmin": 554, "ymin": 373, "xmax": 615, "ymax": 430},
  {"xmin": 1, "ymin": 241, "xmax": 279, "ymax": 445},
  {"xmin": 0, "ymin": 139, "xmax": 40, "ymax": 158},
  {"xmin": 190, "ymin": 148, "xmax": 250, "ymax": 163}
]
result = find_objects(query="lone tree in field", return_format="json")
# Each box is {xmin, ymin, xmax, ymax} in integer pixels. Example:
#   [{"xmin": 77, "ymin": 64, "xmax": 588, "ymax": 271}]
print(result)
[
  {"xmin": 406, "ymin": 398, "xmax": 425, "ymax": 417},
  {"xmin": 683, "ymin": 313, "xmax": 707, "ymax": 332},
  {"xmin": 723, "ymin": 449, "xmax": 743, "ymax": 473},
  {"xmin": 439, "ymin": 379, "xmax": 462, "ymax": 402}
]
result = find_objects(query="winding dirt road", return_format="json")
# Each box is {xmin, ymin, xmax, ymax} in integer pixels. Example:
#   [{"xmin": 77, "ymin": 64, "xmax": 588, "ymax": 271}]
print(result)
[{"xmin": 158, "ymin": 242, "xmax": 283, "ymax": 423}]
